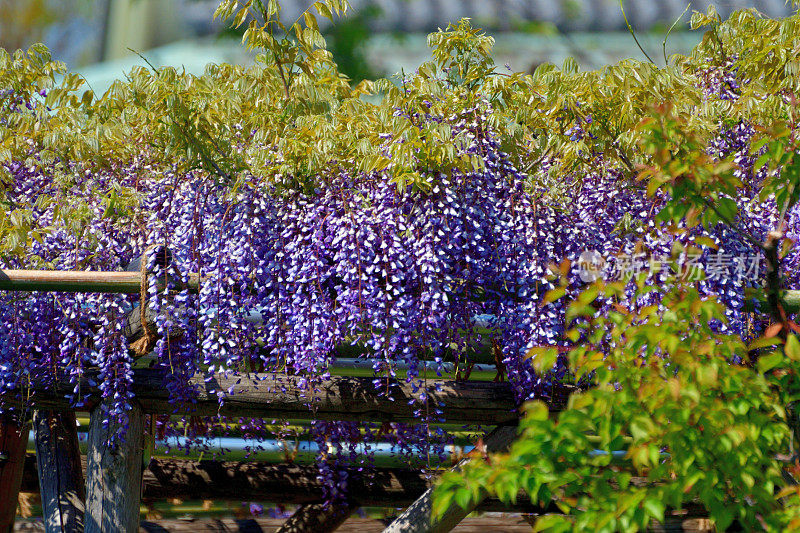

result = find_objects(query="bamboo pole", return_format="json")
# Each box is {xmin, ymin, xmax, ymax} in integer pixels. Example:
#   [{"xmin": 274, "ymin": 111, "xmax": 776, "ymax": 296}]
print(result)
[
  {"xmin": 3, "ymin": 268, "xmax": 799, "ymax": 315},
  {"xmin": 0, "ymin": 270, "xmax": 199, "ymax": 294}
]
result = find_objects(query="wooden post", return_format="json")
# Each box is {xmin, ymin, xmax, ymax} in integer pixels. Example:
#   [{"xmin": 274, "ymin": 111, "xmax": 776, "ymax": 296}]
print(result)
[
  {"xmin": 0, "ymin": 418, "xmax": 28, "ymax": 533},
  {"xmin": 381, "ymin": 425, "xmax": 518, "ymax": 533},
  {"xmin": 85, "ymin": 401, "xmax": 145, "ymax": 533},
  {"xmin": 275, "ymin": 502, "xmax": 356, "ymax": 533},
  {"xmin": 33, "ymin": 410, "xmax": 85, "ymax": 532}
]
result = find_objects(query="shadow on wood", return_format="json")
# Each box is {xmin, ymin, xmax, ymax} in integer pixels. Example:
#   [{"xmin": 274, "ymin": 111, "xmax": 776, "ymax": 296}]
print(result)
[
  {"xmin": 33, "ymin": 409, "xmax": 85, "ymax": 533},
  {"xmin": 85, "ymin": 401, "xmax": 145, "ymax": 533},
  {"xmin": 275, "ymin": 503, "xmax": 355, "ymax": 533}
]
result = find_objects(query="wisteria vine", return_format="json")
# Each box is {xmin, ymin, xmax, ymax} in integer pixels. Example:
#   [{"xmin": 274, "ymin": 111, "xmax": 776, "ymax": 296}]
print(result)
[{"xmin": 1, "ymin": 33, "xmax": 799, "ymax": 504}]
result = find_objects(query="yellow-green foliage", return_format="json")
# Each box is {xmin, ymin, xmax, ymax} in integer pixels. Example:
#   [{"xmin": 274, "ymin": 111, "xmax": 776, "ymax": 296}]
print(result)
[
  {"xmin": 1, "ymin": 3, "xmax": 800, "ymax": 257},
  {"xmin": 1, "ymin": 4, "xmax": 797, "ymax": 197}
]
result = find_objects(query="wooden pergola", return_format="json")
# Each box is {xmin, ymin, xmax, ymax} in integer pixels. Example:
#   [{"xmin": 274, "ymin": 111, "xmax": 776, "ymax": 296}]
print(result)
[
  {"xmin": 0, "ymin": 267, "xmax": 791, "ymax": 532},
  {"xmin": 0, "ymin": 267, "xmax": 561, "ymax": 533}
]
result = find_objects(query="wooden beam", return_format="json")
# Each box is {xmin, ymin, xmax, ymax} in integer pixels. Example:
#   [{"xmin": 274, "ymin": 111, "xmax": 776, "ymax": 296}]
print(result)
[
  {"xmin": 276, "ymin": 502, "xmax": 356, "ymax": 533},
  {"xmin": 0, "ymin": 270, "xmax": 198, "ymax": 294},
  {"xmin": 13, "ymin": 370, "xmax": 551, "ymax": 425},
  {"xmin": 0, "ymin": 418, "xmax": 28, "ymax": 533},
  {"xmin": 85, "ymin": 401, "xmax": 145, "ymax": 533},
  {"xmin": 20, "ymin": 455, "xmax": 550, "ymax": 513},
  {"xmin": 33, "ymin": 410, "xmax": 85, "ymax": 533},
  {"xmin": 382, "ymin": 425, "xmax": 518, "ymax": 533}
]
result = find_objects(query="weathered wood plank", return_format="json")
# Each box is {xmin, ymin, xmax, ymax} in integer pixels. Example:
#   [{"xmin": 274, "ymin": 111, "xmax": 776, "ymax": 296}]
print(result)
[
  {"xmin": 85, "ymin": 401, "xmax": 145, "ymax": 533},
  {"xmin": 11, "ymin": 370, "xmax": 554, "ymax": 424},
  {"xmin": 32, "ymin": 410, "xmax": 85, "ymax": 533},
  {"xmin": 382, "ymin": 425, "xmax": 518, "ymax": 533},
  {"xmin": 0, "ymin": 418, "xmax": 29, "ymax": 533},
  {"xmin": 275, "ymin": 502, "xmax": 356, "ymax": 533},
  {"xmin": 21, "ymin": 455, "xmax": 547, "ymax": 513}
]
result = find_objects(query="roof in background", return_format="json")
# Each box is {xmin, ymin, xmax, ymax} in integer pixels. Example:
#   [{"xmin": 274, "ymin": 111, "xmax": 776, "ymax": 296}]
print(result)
[
  {"xmin": 76, "ymin": 30, "xmax": 704, "ymax": 96},
  {"xmin": 183, "ymin": 0, "xmax": 795, "ymax": 33}
]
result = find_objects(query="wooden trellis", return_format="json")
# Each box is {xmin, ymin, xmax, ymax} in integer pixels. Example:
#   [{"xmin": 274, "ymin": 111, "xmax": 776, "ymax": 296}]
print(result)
[
  {"xmin": 0, "ymin": 266, "xmax": 551, "ymax": 533},
  {"xmin": 1, "ymin": 267, "xmax": 788, "ymax": 532}
]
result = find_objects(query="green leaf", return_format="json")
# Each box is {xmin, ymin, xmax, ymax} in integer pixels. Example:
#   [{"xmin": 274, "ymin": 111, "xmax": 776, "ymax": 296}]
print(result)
[
  {"xmin": 757, "ymin": 350, "xmax": 784, "ymax": 373},
  {"xmin": 525, "ymin": 401, "xmax": 550, "ymax": 422},
  {"xmin": 715, "ymin": 197, "xmax": 738, "ymax": 222},
  {"xmin": 642, "ymin": 497, "xmax": 665, "ymax": 522},
  {"xmin": 786, "ymin": 334, "xmax": 800, "ymax": 361},
  {"xmin": 454, "ymin": 486, "xmax": 473, "ymax": 510}
]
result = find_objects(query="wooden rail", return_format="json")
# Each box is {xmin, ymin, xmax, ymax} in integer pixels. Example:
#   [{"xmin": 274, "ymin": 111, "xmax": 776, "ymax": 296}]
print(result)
[
  {"xmin": 8, "ymin": 370, "xmax": 544, "ymax": 424},
  {"xmin": 0, "ymin": 269, "xmax": 199, "ymax": 294},
  {"xmin": 2, "ymin": 268, "xmax": 800, "ymax": 315},
  {"xmin": 20, "ymin": 456, "xmax": 535, "ymax": 511},
  {"xmin": 16, "ymin": 457, "xmax": 716, "ymax": 528}
]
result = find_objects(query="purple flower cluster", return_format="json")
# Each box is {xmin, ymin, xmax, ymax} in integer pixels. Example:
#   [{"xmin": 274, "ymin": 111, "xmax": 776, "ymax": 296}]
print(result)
[{"xmin": 695, "ymin": 56, "xmax": 743, "ymax": 101}]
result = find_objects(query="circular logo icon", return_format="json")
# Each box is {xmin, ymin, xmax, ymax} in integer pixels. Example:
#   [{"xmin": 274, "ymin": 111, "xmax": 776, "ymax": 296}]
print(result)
[{"xmin": 577, "ymin": 250, "xmax": 605, "ymax": 282}]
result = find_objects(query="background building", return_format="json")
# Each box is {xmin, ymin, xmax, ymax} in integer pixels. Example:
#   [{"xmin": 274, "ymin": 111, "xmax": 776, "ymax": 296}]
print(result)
[{"xmin": 1, "ymin": 1, "xmax": 795, "ymax": 93}]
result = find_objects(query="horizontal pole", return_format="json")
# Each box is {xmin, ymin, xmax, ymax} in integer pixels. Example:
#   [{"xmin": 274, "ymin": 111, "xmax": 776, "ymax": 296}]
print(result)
[
  {"xmin": 333, "ymin": 358, "xmax": 498, "ymax": 373},
  {"xmin": 4, "ymin": 268, "xmax": 800, "ymax": 318},
  {"xmin": 10, "ymin": 370, "xmax": 573, "ymax": 424},
  {"xmin": 0, "ymin": 270, "xmax": 199, "ymax": 294},
  {"xmin": 0, "ymin": 270, "xmax": 142, "ymax": 294},
  {"xmin": 18, "ymin": 454, "xmax": 552, "ymax": 512}
]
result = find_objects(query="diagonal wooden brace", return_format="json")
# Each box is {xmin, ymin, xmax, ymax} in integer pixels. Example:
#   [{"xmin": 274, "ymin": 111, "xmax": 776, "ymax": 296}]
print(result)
[{"xmin": 381, "ymin": 424, "xmax": 518, "ymax": 533}]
